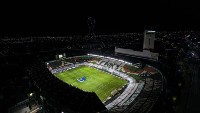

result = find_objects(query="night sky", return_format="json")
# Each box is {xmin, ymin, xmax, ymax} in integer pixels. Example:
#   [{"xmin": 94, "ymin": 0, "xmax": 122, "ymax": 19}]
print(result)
[{"xmin": 0, "ymin": 1, "xmax": 199, "ymax": 36}]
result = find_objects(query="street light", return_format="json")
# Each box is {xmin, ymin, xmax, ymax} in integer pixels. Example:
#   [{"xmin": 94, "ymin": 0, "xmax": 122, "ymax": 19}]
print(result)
[{"xmin": 29, "ymin": 93, "xmax": 33, "ymax": 97}]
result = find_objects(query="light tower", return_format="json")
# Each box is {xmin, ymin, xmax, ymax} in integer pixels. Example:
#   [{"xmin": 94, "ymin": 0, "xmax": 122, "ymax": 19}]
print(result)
[
  {"xmin": 87, "ymin": 17, "xmax": 95, "ymax": 35},
  {"xmin": 143, "ymin": 30, "xmax": 155, "ymax": 50}
]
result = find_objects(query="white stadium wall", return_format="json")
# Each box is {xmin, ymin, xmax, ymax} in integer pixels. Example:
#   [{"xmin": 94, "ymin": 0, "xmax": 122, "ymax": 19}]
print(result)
[{"xmin": 115, "ymin": 47, "xmax": 159, "ymax": 61}]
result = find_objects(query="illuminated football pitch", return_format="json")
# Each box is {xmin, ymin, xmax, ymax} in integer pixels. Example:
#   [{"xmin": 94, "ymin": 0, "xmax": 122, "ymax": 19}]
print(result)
[{"xmin": 55, "ymin": 66, "xmax": 127, "ymax": 102}]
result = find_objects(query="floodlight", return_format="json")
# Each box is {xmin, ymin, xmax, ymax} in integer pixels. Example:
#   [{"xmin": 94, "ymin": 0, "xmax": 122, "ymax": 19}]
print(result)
[{"xmin": 29, "ymin": 93, "xmax": 33, "ymax": 96}]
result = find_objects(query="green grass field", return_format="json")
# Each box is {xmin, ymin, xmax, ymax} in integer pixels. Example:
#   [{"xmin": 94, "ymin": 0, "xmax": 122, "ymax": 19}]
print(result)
[{"xmin": 55, "ymin": 66, "xmax": 127, "ymax": 102}]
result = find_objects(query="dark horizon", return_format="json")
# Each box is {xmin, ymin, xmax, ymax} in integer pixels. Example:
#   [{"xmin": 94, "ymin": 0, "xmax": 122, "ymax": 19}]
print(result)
[{"xmin": 1, "ymin": 1, "xmax": 200, "ymax": 36}]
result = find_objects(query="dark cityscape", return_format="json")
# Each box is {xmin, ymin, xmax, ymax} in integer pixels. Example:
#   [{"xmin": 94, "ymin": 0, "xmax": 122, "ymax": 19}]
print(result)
[{"xmin": 0, "ymin": 1, "xmax": 200, "ymax": 113}]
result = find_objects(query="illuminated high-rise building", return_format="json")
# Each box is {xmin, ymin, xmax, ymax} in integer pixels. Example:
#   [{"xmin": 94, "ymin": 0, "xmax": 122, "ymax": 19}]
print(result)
[{"xmin": 143, "ymin": 30, "xmax": 155, "ymax": 50}]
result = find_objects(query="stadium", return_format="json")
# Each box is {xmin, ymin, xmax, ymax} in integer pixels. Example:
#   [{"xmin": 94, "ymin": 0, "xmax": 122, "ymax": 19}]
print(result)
[
  {"xmin": 29, "ymin": 53, "xmax": 164, "ymax": 113},
  {"xmin": 2, "ymin": 1, "xmax": 200, "ymax": 112}
]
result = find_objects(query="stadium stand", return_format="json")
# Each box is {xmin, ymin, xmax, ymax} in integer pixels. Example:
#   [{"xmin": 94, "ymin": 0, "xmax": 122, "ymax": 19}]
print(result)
[{"xmin": 30, "ymin": 55, "xmax": 164, "ymax": 113}]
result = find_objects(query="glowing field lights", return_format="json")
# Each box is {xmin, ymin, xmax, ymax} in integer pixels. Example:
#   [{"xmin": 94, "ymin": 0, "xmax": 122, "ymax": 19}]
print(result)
[
  {"xmin": 87, "ymin": 54, "xmax": 132, "ymax": 65},
  {"xmin": 147, "ymin": 30, "xmax": 155, "ymax": 33}
]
